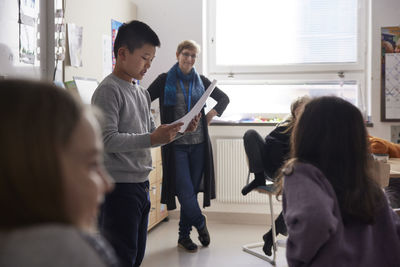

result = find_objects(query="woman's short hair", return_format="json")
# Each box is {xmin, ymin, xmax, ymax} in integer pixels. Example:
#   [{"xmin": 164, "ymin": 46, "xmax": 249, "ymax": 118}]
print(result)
[
  {"xmin": 0, "ymin": 79, "xmax": 83, "ymax": 230},
  {"xmin": 177, "ymin": 40, "xmax": 201, "ymax": 55}
]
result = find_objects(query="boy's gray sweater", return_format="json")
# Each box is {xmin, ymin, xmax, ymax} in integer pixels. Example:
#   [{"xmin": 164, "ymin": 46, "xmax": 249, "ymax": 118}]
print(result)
[{"xmin": 92, "ymin": 74, "xmax": 156, "ymax": 183}]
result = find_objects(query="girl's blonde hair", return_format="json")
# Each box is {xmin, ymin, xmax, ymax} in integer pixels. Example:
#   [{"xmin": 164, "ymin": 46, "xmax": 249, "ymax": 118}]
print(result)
[{"xmin": 280, "ymin": 95, "xmax": 310, "ymax": 134}]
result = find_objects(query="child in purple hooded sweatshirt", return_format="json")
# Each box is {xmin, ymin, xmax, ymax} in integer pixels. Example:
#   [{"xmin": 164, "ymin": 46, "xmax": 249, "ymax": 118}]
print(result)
[{"xmin": 280, "ymin": 96, "xmax": 400, "ymax": 267}]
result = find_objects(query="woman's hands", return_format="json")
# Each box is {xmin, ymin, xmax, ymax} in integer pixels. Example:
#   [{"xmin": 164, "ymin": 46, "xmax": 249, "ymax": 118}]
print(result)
[
  {"xmin": 185, "ymin": 113, "xmax": 202, "ymax": 132},
  {"xmin": 206, "ymin": 109, "xmax": 218, "ymax": 125}
]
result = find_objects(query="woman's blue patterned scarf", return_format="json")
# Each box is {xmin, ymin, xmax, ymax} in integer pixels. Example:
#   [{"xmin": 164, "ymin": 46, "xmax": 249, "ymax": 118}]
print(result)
[{"xmin": 164, "ymin": 62, "xmax": 205, "ymax": 107}]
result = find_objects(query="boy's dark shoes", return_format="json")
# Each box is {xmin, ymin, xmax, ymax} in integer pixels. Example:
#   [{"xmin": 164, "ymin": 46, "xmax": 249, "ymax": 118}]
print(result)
[
  {"xmin": 197, "ymin": 215, "xmax": 210, "ymax": 246},
  {"xmin": 178, "ymin": 237, "xmax": 198, "ymax": 252}
]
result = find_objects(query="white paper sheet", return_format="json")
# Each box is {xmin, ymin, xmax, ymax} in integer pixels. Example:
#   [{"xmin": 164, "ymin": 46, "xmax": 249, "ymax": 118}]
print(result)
[
  {"xmin": 67, "ymin": 23, "xmax": 83, "ymax": 67},
  {"xmin": 172, "ymin": 79, "xmax": 217, "ymax": 133},
  {"xmin": 102, "ymin": 34, "xmax": 112, "ymax": 78},
  {"xmin": 73, "ymin": 77, "xmax": 98, "ymax": 104}
]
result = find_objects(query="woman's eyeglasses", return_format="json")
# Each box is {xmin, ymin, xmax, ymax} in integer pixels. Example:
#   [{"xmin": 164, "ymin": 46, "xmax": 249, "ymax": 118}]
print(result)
[{"xmin": 181, "ymin": 52, "xmax": 197, "ymax": 59}]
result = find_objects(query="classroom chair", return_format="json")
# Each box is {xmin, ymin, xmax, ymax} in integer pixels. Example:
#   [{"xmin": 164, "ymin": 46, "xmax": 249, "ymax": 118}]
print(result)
[{"xmin": 242, "ymin": 166, "xmax": 286, "ymax": 266}]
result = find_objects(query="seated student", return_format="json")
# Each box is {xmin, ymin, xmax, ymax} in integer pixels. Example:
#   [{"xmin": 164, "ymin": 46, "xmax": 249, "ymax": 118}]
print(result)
[
  {"xmin": 242, "ymin": 96, "xmax": 310, "ymax": 194},
  {"xmin": 395, "ymin": 38, "xmax": 400, "ymax": 53},
  {"xmin": 241, "ymin": 96, "xmax": 309, "ymax": 256},
  {"xmin": 281, "ymin": 96, "xmax": 400, "ymax": 266},
  {"xmin": 369, "ymin": 135, "xmax": 400, "ymax": 158},
  {"xmin": 368, "ymin": 135, "xmax": 400, "ymax": 208},
  {"xmin": 0, "ymin": 80, "xmax": 117, "ymax": 267}
]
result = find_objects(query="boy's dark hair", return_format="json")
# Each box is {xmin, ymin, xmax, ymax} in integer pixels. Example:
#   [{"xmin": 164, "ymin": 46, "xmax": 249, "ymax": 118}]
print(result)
[
  {"xmin": 291, "ymin": 96, "xmax": 384, "ymax": 224},
  {"xmin": 113, "ymin": 20, "xmax": 160, "ymax": 59}
]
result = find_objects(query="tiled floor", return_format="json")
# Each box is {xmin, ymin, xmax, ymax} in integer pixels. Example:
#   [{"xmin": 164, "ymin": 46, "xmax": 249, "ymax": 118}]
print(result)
[{"xmin": 141, "ymin": 218, "xmax": 288, "ymax": 267}]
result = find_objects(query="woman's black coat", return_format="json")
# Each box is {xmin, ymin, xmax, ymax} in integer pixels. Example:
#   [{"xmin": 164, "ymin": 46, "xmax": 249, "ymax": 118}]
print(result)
[{"xmin": 147, "ymin": 73, "xmax": 229, "ymax": 210}]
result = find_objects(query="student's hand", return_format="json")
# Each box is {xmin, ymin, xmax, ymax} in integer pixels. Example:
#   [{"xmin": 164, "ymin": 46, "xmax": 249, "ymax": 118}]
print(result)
[
  {"xmin": 185, "ymin": 113, "xmax": 201, "ymax": 133},
  {"xmin": 150, "ymin": 122, "xmax": 183, "ymax": 146},
  {"xmin": 206, "ymin": 109, "xmax": 218, "ymax": 125}
]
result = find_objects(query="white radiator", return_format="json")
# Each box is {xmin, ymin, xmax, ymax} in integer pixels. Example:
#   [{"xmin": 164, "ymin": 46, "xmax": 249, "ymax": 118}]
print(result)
[{"xmin": 216, "ymin": 139, "xmax": 268, "ymax": 204}]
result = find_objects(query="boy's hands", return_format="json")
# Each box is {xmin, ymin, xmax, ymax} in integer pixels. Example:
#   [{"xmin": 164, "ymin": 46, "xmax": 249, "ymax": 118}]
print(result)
[
  {"xmin": 150, "ymin": 112, "xmax": 201, "ymax": 146},
  {"xmin": 150, "ymin": 122, "xmax": 183, "ymax": 146},
  {"xmin": 185, "ymin": 113, "xmax": 202, "ymax": 133}
]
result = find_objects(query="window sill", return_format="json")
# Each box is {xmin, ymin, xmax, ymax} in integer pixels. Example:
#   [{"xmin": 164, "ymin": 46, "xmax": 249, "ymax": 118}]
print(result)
[
  {"xmin": 210, "ymin": 121, "xmax": 374, "ymax": 127},
  {"xmin": 210, "ymin": 121, "xmax": 277, "ymax": 127}
]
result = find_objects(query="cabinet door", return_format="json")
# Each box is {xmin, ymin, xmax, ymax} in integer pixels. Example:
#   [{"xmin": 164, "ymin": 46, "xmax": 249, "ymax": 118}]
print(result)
[
  {"xmin": 149, "ymin": 168, "xmax": 157, "ymax": 185},
  {"xmin": 148, "ymin": 147, "xmax": 168, "ymax": 231},
  {"xmin": 156, "ymin": 201, "xmax": 168, "ymax": 222}
]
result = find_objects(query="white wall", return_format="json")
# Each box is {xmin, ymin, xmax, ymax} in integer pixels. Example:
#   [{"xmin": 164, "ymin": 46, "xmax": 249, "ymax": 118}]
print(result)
[
  {"xmin": 132, "ymin": 0, "xmax": 204, "ymax": 88},
  {"xmin": 64, "ymin": 0, "xmax": 137, "ymax": 82}
]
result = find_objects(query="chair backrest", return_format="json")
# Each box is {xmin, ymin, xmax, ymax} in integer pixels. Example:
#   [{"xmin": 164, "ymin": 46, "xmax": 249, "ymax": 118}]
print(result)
[{"xmin": 370, "ymin": 160, "xmax": 390, "ymax": 187}]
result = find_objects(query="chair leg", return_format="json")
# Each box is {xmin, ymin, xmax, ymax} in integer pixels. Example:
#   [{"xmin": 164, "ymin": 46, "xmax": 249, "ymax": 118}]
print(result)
[
  {"xmin": 242, "ymin": 242, "xmax": 275, "ymax": 265},
  {"xmin": 242, "ymin": 192, "xmax": 277, "ymax": 266},
  {"xmin": 269, "ymin": 193, "xmax": 277, "ymax": 262}
]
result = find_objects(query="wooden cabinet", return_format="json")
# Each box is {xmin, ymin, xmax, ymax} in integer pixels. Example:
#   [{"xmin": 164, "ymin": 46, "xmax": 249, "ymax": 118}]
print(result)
[{"xmin": 148, "ymin": 147, "xmax": 168, "ymax": 230}]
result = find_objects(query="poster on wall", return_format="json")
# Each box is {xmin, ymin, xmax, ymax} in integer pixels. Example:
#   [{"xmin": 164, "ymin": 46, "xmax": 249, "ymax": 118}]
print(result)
[
  {"xmin": 111, "ymin": 19, "xmax": 122, "ymax": 70},
  {"xmin": 381, "ymin": 27, "xmax": 400, "ymax": 121},
  {"xmin": 67, "ymin": 23, "xmax": 83, "ymax": 67},
  {"xmin": 19, "ymin": 0, "xmax": 39, "ymax": 65},
  {"xmin": 102, "ymin": 34, "xmax": 112, "ymax": 78},
  {"xmin": 19, "ymin": 23, "xmax": 36, "ymax": 64}
]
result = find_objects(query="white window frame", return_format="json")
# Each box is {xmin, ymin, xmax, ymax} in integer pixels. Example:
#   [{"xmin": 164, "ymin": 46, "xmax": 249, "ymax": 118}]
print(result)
[
  {"xmin": 206, "ymin": 0, "xmax": 367, "ymax": 75},
  {"xmin": 204, "ymin": 0, "xmax": 369, "ymax": 116}
]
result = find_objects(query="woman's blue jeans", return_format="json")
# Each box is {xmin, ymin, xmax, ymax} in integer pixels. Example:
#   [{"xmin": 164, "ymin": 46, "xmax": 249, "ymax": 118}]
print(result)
[{"xmin": 174, "ymin": 142, "xmax": 206, "ymax": 238}]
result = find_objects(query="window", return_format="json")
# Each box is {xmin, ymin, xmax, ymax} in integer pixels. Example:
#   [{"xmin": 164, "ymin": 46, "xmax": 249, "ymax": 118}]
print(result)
[
  {"xmin": 207, "ymin": 82, "xmax": 362, "ymax": 123},
  {"xmin": 205, "ymin": 0, "xmax": 367, "ymax": 121}
]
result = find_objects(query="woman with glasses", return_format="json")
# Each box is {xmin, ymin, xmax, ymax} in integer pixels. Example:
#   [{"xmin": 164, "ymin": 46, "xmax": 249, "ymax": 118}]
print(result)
[{"xmin": 148, "ymin": 40, "xmax": 229, "ymax": 252}]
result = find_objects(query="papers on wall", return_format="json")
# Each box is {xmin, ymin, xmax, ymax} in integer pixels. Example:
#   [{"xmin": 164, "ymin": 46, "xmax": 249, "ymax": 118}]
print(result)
[
  {"xmin": 19, "ymin": 0, "xmax": 39, "ymax": 65},
  {"xmin": 111, "ymin": 19, "xmax": 123, "ymax": 70},
  {"xmin": 102, "ymin": 34, "xmax": 112, "ymax": 78},
  {"xmin": 19, "ymin": 24, "xmax": 36, "ymax": 64},
  {"xmin": 20, "ymin": 0, "xmax": 37, "ymax": 21},
  {"xmin": 67, "ymin": 23, "xmax": 83, "ymax": 67},
  {"xmin": 172, "ymin": 79, "xmax": 217, "ymax": 133},
  {"xmin": 385, "ymin": 53, "xmax": 400, "ymax": 119},
  {"xmin": 381, "ymin": 26, "xmax": 400, "ymax": 121}
]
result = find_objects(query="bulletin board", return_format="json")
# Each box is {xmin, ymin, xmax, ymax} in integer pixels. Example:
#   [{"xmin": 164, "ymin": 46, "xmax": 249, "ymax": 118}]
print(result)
[
  {"xmin": 0, "ymin": 0, "xmax": 41, "ymax": 78},
  {"xmin": 381, "ymin": 27, "xmax": 400, "ymax": 121}
]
